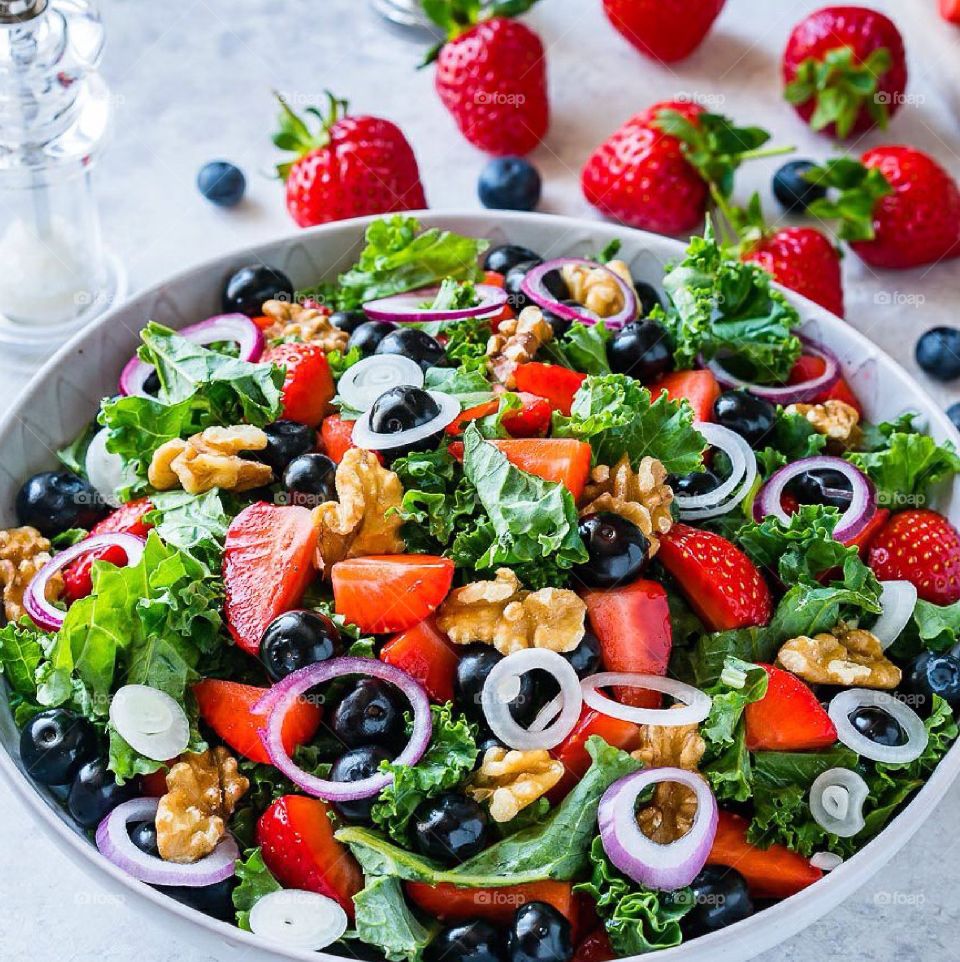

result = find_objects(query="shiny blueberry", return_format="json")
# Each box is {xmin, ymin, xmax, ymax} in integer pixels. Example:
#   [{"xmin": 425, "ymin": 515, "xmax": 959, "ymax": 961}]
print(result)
[
  {"xmin": 786, "ymin": 468, "xmax": 853, "ymax": 510},
  {"xmin": 348, "ymin": 320, "xmax": 397, "ymax": 357},
  {"xmin": 483, "ymin": 245, "xmax": 542, "ymax": 276},
  {"xmin": 540, "ymin": 269, "xmax": 570, "ymax": 303},
  {"xmin": 508, "ymin": 902, "xmax": 573, "ymax": 962},
  {"xmin": 634, "ymin": 281, "xmax": 662, "ymax": 318},
  {"xmin": 849, "ymin": 706, "xmax": 906, "ymax": 746},
  {"xmin": 256, "ymin": 420, "xmax": 316, "ymax": 474},
  {"xmin": 713, "ymin": 391, "xmax": 776, "ymax": 449},
  {"xmin": 682, "ymin": 865, "xmax": 754, "ymax": 937},
  {"xmin": 916, "ymin": 327, "xmax": 960, "ymax": 381},
  {"xmin": 375, "ymin": 328, "xmax": 444, "ymax": 372},
  {"xmin": 329, "ymin": 310, "xmax": 368, "ymax": 334},
  {"xmin": 20, "ymin": 709, "xmax": 98, "ymax": 786},
  {"xmin": 161, "ymin": 877, "xmax": 238, "ymax": 922},
  {"xmin": 283, "ymin": 452, "xmax": 337, "ymax": 508},
  {"xmin": 369, "ymin": 385, "xmax": 440, "ymax": 435},
  {"xmin": 67, "ymin": 757, "xmax": 136, "ymax": 828},
  {"xmin": 222, "ymin": 264, "xmax": 294, "ymax": 317},
  {"xmin": 331, "ymin": 678, "xmax": 406, "ymax": 749},
  {"xmin": 575, "ymin": 511, "xmax": 650, "ymax": 588},
  {"xmin": 561, "ymin": 630, "xmax": 602, "ymax": 679},
  {"xmin": 414, "ymin": 792, "xmax": 489, "ymax": 865},
  {"xmin": 142, "ymin": 369, "xmax": 161, "ymax": 395},
  {"xmin": 427, "ymin": 921, "xmax": 507, "ymax": 962},
  {"xmin": 504, "ymin": 260, "xmax": 541, "ymax": 312},
  {"xmin": 330, "ymin": 746, "xmax": 393, "ymax": 822},
  {"xmin": 669, "ymin": 469, "xmax": 722, "ymax": 497},
  {"xmin": 543, "ymin": 303, "xmax": 577, "ymax": 339},
  {"xmin": 16, "ymin": 470, "xmax": 107, "ymax": 536},
  {"xmin": 478, "ymin": 156, "xmax": 542, "ymax": 212},
  {"xmin": 607, "ymin": 320, "xmax": 673, "ymax": 379},
  {"xmin": 772, "ymin": 160, "xmax": 827, "ymax": 215},
  {"xmin": 130, "ymin": 820, "xmax": 159, "ymax": 856},
  {"xmin": 455, "ymin": 645, "xmax": 538, "ymax": 726},
  {"xmin": 260, "ymin": 609, "xmax": 343, "ymax": 682},
  {"xmin": 197, "ymin": 161, "xmax": 246, "ymax": 208},
  {"xmin": 475, "ymin": 728, "xmax": 505, "ymax": 757},
  {"xmin": 900, "ymin": 651, "xmax": 960, "ymax": 718}
]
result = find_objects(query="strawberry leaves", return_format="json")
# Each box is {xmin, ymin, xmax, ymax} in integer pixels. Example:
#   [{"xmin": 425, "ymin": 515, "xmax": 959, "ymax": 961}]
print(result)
[
  {"xmin": 804, "ymin": 157, "xmax": 894, "ymax": 242},
  {"xmin": 272, "ymin": 91, "xmax": 347, "ymax": 179}
]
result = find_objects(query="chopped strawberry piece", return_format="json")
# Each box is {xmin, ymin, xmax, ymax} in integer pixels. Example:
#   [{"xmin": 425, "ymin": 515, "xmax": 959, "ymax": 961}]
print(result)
[
  {"xmin": 381, "ymin": 617, "xmax": 459, "ymax": 704},
  {"xmin": 405, "ymin": 880, "xmax": 577, "ymax": 927},
  {"xmin": 140, "ymin": 767, "xmax": 170, "ymax": 797},
  {"xmin": 447, "ymin": 393, "xmax": 552, "ymax": 438},
  {"xmin": 447, "ymin": 400, "xmax": 499, "ymax": 435},
  {"xmin": 573, "ymin": 927, "xmax": 615, "ymax": 962},
  {"xmin": 787, "ymin": 355, "xmax": 862, "ymax": 416},
  {"xmin": 514, "ymin": 363, "xmax": 587, "ymax": 416},
  {"xmin": 88, "ymin": 498, "xmax": 154, "ymax": 538},
  {"xmin": 265, "ymin": 342, "xmax": 334, "ymax": 427},
  {"xmin": 744, "ymin": 665, "xmax": 837, "ymax": 751},
  {"xmin": 843, "ymin": 507, "xmax": 889, "ymax": 556},
  {"xmin": 650, "ymin": 369, "xmax": 720, "ymax": 422}
]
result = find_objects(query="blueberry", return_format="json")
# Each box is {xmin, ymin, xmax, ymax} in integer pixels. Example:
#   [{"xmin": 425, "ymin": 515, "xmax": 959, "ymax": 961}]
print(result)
[
  {"xmin": 375, "ymin": 328, "xmax": 444, "ymax": 372},
  {"xmin": 260, "ymin": 609, "xmax": 343, "ymax": 682},
  {"xmin": 786, "ymin": 468, "xmax": 853, "ymax": 510},
  {"xmin": 67, "ymin": 757, "xmax": 136, "ymax": 828},
  {"xmin": 542, "ymin": 303, "xmax": 577, "ymax": 339},
  {"xmin": 330, "ymin": 746, "xmax": 393, "ymax": 822},
  {"xmin": 197, "ymin": 161, "xmax": 246, "ymax": 208},
  {"xmin": 772, "ymin": 160, "xmax": 827, "ymax": 215},
  {"xmin": 607, "ymin": 320, "xmax": 673, "ymax": 380},
  {"xmin": 283, "ymin": 453, "xmax": 337, "ymax": 507},
  {"xmin": 142, "ymin": 369, "xmax": 161, "ymax": 396},
  {"xmin": 669, "ymin": 469, "xmax": 722, "ymax": 497},
  {"xmin": 900, "ymin": 651, "xmax": 960, "ymax": 718},
  {"xmin": 130, "ymin": 820, "xmax": 159, "ymax": 856},
  {"xmin": 257, "ymin": 420, "xmax": 316, "ymax": 474},
  {"xmin": 426, "ymin": 920, "xmax": 508, "ymax": 962},
  {"xmin": 504, "ymin": 260, "xmax": 541, "ymax": 313},
  {"xmin": 20, "ymin": 709, "xmax": 98, "ymax": 786},
  {"xmin": 508, "ymin": 902, "xmax": 573, "ymax": 962},
  {"xmin": 682, "ymin": 865, "xmax": 754, "ymax": 937},
  {"xmin": 222, "ymin": 265, "xmax": 294, "ymax": 317},
  {"xmin": 575, "ymin": 512, "xmax": 650, "ymax": 588},
  {"xmin": 331, "ymin": 678, "xmax": 406, "ymax": 749},
  {"xmin": 369, "ymin": 385, "xmax": 440, "ymax": 435},
  {"xmin": 455, "ymin": 645, "xmax": 538, "ymax": 726},
  {"xmin": 947, "ymin": 402, "xmax": 960, "ymax": 434},
  {"xmin": 160, "ymin": 877, "xmax": 238, "ymax": 922},
  {"xmin": 348, "ymin": 320, "xmax": 398, "ymax": 357},
  {"xmin": 561, "ymin": 630, "xmax": 602, "ymax": 678},
  {"xmin": 414, "ymin": 792, "xmax": 489, "ymax": 865},
  {"xmin": 330, "ymin": 310, "xmax": 369, "ymax": 334},
  {"xmin": 16, "ymin": 470, "xmax": 107, "ymax": 537},
  {"xmin": 713, "ymin": 391, "xmax": 776, "ymax": 448},
  {"xmin": 634, "ymin": 281, "xmax": 663, "ymax": 318},
  {"xmin": 916, "ymin": 327, "xmax": 960, "ymax": 381},
  {"xmin": 475, "ymin": 728, "xmax": 505, "ymax": 757},
  {"xmin": 848, "ymin": 706, "xmax": 905, "ymax": 746},
  {"xmin": 483, "ymin": 245, "xmax": 542, "ymax": 276},
  {"xmin": 540, "ymin": 269, "xmax": 570, "ymax": 303},
  {"xmin": 478, "ymin": 157, "xmax": 542, "ymax": 212}
]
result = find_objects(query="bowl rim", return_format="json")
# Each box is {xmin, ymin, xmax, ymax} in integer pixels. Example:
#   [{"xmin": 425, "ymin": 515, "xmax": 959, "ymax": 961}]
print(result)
[{"xmin": 2, "ymin": 209, "xmax": 958, "ymax": 962}]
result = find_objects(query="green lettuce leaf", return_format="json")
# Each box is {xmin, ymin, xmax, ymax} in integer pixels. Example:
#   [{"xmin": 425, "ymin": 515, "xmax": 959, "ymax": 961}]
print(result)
[
  {"xmin": 146, "ymin": 489, "xmax": 230, "ymax": 572},
  {"xmin": 422, "ymin": 364, "xmax": 496, "ymax": 409},
  {"xmin": 755, "ymin": 408, "xmax": 827, "ymax": 477},
  {"xmin": 907, "ymin": 599, "xmax": 960, "ymax": 653},
  {"xmin": 232, "ymin": 847, "xmax": 282, "ymax": 930},
  {"xmin": 0, "ymin": 621, "xmax": 46, "ymax": 698},
  {"xmin": 555, "ymin": 322, "xmax": 612, "ymax": 375},
  {"xmin": 353, "ymin": 875, "xmax": 433, "ymax": 962}
]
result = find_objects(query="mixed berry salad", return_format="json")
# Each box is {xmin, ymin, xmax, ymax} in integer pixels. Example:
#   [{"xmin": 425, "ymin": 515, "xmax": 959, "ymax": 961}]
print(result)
[{"xmin": 5, "ymin": 216, "xmax": 960, "ymax": 959}]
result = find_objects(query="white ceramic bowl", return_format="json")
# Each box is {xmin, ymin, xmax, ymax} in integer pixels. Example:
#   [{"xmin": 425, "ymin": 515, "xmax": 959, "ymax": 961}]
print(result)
[{"xmin": 1, "ymin": 211, "xmax": 957, "ymax": 962}]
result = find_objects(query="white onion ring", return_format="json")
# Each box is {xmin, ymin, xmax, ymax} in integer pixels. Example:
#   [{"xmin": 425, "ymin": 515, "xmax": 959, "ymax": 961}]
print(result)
[
  {"xmin": 810, "ymin": 851, "xmax": 843, "ymax": 872},
  {"xmin": 109, "ymin": 684, "xmax": 191, "ymax": 761},
  {"xmin": 809, "ymin": 768, "xmax": 869, "ymax": 837},
  {"xmin": 598, "ymin": 768, "xmax": 718, "ymax": 891},
  {"xmin": 581, "ymin": 673, "xmax": 712, "ymax": 727},
  {"xmin": 871, "ymin": 581, "xmax": 918, "ymax": 649},
  {"xmin": 85, "ymin": 429, "xmax": 126, "ymax": 508},
  {"xmin": 337, "ymin": 355, "xmax": 424, "ymax": 412},
  {"xmin": 351, "ymin": 390, "xmax": 461, "ymax": 451},
  {"xmin": 481, "ymin": 649, "xmax": 582, "ymax": 750},
  {"xmin": 363, "ymin": 284, "xmax": 507, "ymax": 323},
  {"xmin": 249, "ymin": 890, "xmax": 348, "ymax": 950},
  {"xmin": 828, "ymin": 689, "xmax": 928, "ymax": 764},
  {"xmin": 96, "ymin": 797, "xmax": 238, "ymax": 886},
  {"xmin": 676, "ymin": 422, "xmax": 758, "ymax": 521}
]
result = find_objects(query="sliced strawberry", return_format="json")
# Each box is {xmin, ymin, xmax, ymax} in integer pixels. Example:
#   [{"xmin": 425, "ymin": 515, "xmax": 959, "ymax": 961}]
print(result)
[
  {"xmin": 844, "ymin": 507, "xmax": 889, "ymax": 556},
  {"xmin": 869, "ymin": 509, "xmax": 960, "ymax": 605},
  {"xmin": 193, "ymin": 678, "xmax": 322, "ymax": 765},
  {"xmin": 573, "ymin": 928, "xmax": 615, "ymax": 962},
  {"xmin": 649, "ymin": 369, "xmax": 720, "ymax": 422},
  {"xmin": 88, "ymin": 498, "xmax": 155, "ymax": 538},
  {"xmin": 787, "ymin": 355, "xmax": 862, "ymax": 416},
  {"xmin": 406, "ymin": 880, "xmax": 577, "ymax": 927},
  {"xmin": 483, "ymin": 270, "xmax": 516, "ymax": 330},
  {"xmin": 581, "ymin": 579, "xmax": 672, "ymax": 708},
  {"xmin": 257, "ymin": 795, "xmax": 363, "ymax": 917},
  {"xmin": 447, "ymin": 399, "xmax": 499, "ymax": 435},
  {"xmin": 380, "ymin": 617, "xmax": 459, "ymax": 704},
  {"xmin": 224, "ymin": 503, "xmax": 319, "ymax": 655},
  {"xmin": 140, "ymin": 767, "xmax": 170, "ymax": 797},
  {"xmin": 265, "ymin": 342, "xmax": 335, "ymax": 427},
  {"xmin": 332, "ymin": 555, "xmax": 455, "ymax": 634},
  {"xmin": 514, "ymin": 362, "xmax": 587, "ymax": 416},
  {"xmin": 658, "ymin": 524, "xmax": 772, "ymax": 631},
  {"xmin": 744, "ymin": 665, "xmax": 836, "ymax": 751},
  {"xmin": 446, "ymin": 393, "xmax": 553, "ymax": 439}
]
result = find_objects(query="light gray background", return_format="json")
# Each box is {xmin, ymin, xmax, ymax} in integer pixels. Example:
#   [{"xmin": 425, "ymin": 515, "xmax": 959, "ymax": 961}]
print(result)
[{"xmin": 2, "ymin": 0, "xmax": 960, "ymax": 959}]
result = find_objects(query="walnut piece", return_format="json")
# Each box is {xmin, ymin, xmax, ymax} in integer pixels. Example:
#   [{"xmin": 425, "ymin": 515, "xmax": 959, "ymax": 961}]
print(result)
[
  {"xmin": 467, "ymin": 746, "xmax": 564, "ymax": 822},
  {"xmin": 313, "ymin": 447, "xmax": 405, "ymax": 569},
  {"xmin": 148, "ymin": 425, "xmax": 272, "ymax": 495},
  {"xmin": 784, "ymin": 400, "xmax": 861, "ymax": 446},
  {"xmin": 436, "ymin": 568, "xmax": 586, "ymax": 655},
  {"xmin": 560, "ymin": 260, "xmax": 630, "ymax": 318},
  {"xmin": 0, "ymin": 526, "xmax": 62, "ymax": 623},
  {"xmin": 486, "ymin": 306, "xmax": 554, "ymax": 387},
  {"xmin": 262, "ymin": 299, "xmax": 350, "ymax": 354},
  {"xmin": 777, "ymin": 625, "xmax": 901, "ymax": 689},
  {"xmin": 156, "ymin": 747, "xmax": 249, "ymax": 864},
  {"xmin": 581, "ymin": 455, "xmax": 674, "ymax": 556},
  {"xmin": 632, "ymin": 707, "xmax": 706, "ymax": 844}
]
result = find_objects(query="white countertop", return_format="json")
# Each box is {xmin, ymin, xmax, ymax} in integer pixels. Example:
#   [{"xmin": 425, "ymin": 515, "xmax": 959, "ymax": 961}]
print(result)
[{"xmin": 3, "ymin": 0, "xmax": 960, "ymax": 959}]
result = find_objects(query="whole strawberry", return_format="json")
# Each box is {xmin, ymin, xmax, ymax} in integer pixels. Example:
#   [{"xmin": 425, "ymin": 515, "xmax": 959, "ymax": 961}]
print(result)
[
  {"xmin": 424, "ymin": 0, "xmax": 548, "ymax": 156},
  {"xmin": 602, "ymin": 0, "xmax": 726, "ymax": 63},
  {"xmin": 783, "ymin": 6, "xmax": 907, "ymax": 139},
  {"xmin": 274, "ymin": 92, "xmax": 426, "ymax": 228}
]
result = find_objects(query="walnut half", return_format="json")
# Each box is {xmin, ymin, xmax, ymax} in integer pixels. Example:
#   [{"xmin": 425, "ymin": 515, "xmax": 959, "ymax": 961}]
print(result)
[
  {"xmin": 777, "ymin": 625, "xmax": 901, "ymax": 689},
  {"xmin": 486, "ymin": 306, "xmax": 554, "ymax": 387},
  {"xmin": 0, "ymin": 526, "xmax": 62, "ymax": 623},
  {"xmin": 467, "ymin": 747, "xmax": 564, "ymax": 822},
  {"xmin": 261, "ymin": 299, "xmax": 350, "ymax": 354},
  {"xmin": 784, "ymin": 400, "xmax": 861, "ymax": 447}
]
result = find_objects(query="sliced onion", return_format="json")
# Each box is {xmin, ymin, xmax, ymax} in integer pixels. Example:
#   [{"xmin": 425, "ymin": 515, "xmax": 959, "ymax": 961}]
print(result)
[
  {"xmin": 871, "ymin": 581, "xmax": 918, "ymax": 649},
  {"xmin": 704, "ymin": 337, "xmax": 841, "ymax": 404},
  {"xmin": 599, "ymin": 768, "xmax": 718, "ymax": 891},
  {"xmin": 581, "ymin": 673, "xmax": 712, "ymax": 727},
  {"xmin": 363, "ymin": 284, "xmax": 507, "ymax": 323},
  {"xmin": 828, "ymin": 689, "xmax": 928, "ymax": 764},
  {"xmin": 119, "ymin": 313, "xmax": 264, "ymax": 396},
  {"xmin": 109, "ymin": 685, "xmax": 191, "ymax": 761},
  {"xmin": 96, "ymin": 797, "xmax": 238, "ymax": 887},
  {"xmin": 249, "ymin": 890, "xmax": 348, "ymax": 950},
  {"xmin": 481, "ymin": 649, "xmax": 582, "ymax": 750},
  {"xmin": 753, "ymin": 455, "xmax": 876, "ymax": 543},
  {"xmin": 351, "ymin": 390, "xmax": 461, "ymax": 451},
  {"xmin": 338, "ymin": 355, "xmax": 424, "ymax": 412},
  {"xmin": 809, "ymin": 767, "xmax": 869, "ymax": 837},
  {"xmin": 675, "ymin": 422, "xmax": 758, "ymax": 521},
  {"xmin": 260, "ymin": 657, "xmax": 431, "ymax": 800},
  {"xmin": 520, "ymin": 259, "xmax": 636, "ymax": 329},
  {"xmin": 23, "ymin": 532, "xmax": 146, "ymax": 631},
  {"xmin": 85, "ymin": 429, "xmax": 126, "ymax": 508},
  {"xmin": 810, "ymin": 851, "xmax": 843, "ymax": 872}
]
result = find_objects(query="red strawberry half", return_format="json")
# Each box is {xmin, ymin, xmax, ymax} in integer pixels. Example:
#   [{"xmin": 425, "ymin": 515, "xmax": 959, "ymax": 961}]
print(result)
[
  {"xmin": 744, "ymin": 664, "xmax": 837, "ymax": 751},
  {"xmin": 265, "ymin": 341, "xmax": 334, "ymax": 428},
  {"xmin": 602, "ymin": 0, "xmax": 725, "ymax": 63}
]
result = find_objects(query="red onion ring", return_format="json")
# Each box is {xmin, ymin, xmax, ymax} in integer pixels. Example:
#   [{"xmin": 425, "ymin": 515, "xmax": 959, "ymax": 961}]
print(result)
[
  {"xmin": 362, "ymin": 284, "xmax": 507, "ymax": 323},
  {"xmin": 118, "ymin": 314, "xmax": 264, "ymax": 396},
  {"xmin": 598, "ymin": 768, "xmax": 718, "ymax": 891},
  {"xmin": 258, "ymin": 657, "xmax": 432, "ymax": 800},
  {"xmin": 96, "ymin": 797, "xmax": 238, "ymax": 886},
  {"xmin": 753, "ymin": 455, "xmax": 875, "ymax": 543},
  {"xmin": 704, "ymin": 337, "xmax": 841, "ymax": 404},
  {"xmin": 519, "ymin": 259, "xmax": 637, "ymax": 329},
  {"xmin": 23, "ymin": 533, "xmax": 146, "ymax": 631}
]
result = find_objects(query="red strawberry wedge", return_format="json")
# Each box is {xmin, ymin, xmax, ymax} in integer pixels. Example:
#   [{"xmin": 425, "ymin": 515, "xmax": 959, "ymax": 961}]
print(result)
[
  {"xmin": 650, "ymin": 369, "xmax": 720, "ymax": 423},
  {"xmin": 869, "ymin": 509, "xmax": 960, "ymax": 605},
  {"xmin": 265, "ymin": 342, "xmax": 335, "ymax": 428},
  {"xmin": 744, "ymin": 665, "xmax": 837, "ymax": 751},
  {"xmin": 658, "ymin": 524, "xmax": 772, "ymax": 631},
  {"xmin": 602, "ymin": 0, "xmax": 725, "ymax": 63},
  {"xmin": 224, "ymin": 503, "xmax": 319, "ymax": 655}
]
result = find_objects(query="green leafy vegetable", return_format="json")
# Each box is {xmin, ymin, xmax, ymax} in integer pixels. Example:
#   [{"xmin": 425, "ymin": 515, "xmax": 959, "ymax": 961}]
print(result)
[
  {"xmin": 353, "ymin": 876, "xmax": 433, "ymax": 962},
  {"xmin": 755, "ymin": 408, "xmax": 827, "ymax": 476},
  {"xmin": 422, "ymin": 277, "xmax": 478, "ymax": 311},
  {"xmin": 0, "ymin": 621, "xmax": 46, "ymax": 699},
  {"xmin": 57, "ymin": 421, "xmax": 98, "ymax": 477},
  {"xmin": 907, "ymin": 599, "xmax": 960, "ymax": 653},
  {"xmin": 423, "ymin": 364, "xmax": 495, "ymax": 408},
  {"xmin": 232, "ymin": 848, "xmax": 282, "ymax": 930},
  {"xmin": 146, "ymin": 489, "xmax": 230, "ymax": 571},
  {"xmin": 555, "ymin": 322, "xmax": 612, "ymax": 375}
]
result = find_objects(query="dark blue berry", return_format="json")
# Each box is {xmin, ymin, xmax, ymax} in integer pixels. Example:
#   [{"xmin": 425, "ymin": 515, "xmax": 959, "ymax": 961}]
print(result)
[
  {"xmin": 222, "ymin": 265, "xmax": 293, "ymax": 317},
  {"xmin": 916, "ymin": 327, "xmax": 960, "ymax": 381},
  {"xmin": 67, "ymin": 757, "xmax": 136, "ymax": 828},
  {"xmin": 509, "ymin": 902, "xmax": 572, "ymax": 962},
  {"xmin": 20, "ymin": 709, "xmax": 98, "ymax": 786},
  {"xmin": 772, "ymin": 160, "xmax": 827, "ymax": 214},
  {"xmin": 16, "ymin": 470, "xmax": 107, "ymax": 536},
  {"xmin": 414, "ymin": 792, "xmax": 489, "ymax": 865},
  {"xmin": 478, "ymin": 157, "xmax": 542, "ymax": 212},
  {"xmin": 197, "ymin": 161, "xmax": 246, "ymax": 208}
]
